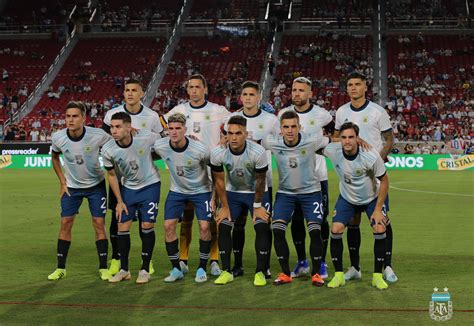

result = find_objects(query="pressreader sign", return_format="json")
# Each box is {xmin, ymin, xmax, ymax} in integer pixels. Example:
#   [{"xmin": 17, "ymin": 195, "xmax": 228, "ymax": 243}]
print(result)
[{"xmin": 0, "ymin": 142, "xmax": 52, "ymax": 155}]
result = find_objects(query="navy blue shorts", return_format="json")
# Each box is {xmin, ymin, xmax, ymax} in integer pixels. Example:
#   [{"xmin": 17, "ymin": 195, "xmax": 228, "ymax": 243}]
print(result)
[
  {"xmin": 273, "ymin": 192, "xmax": 323, "ymax": 224},
  {"xmin": 227, "ymin": 191, "xmax": 272, "ymax": 222},
  {"xmin": 164, "ymin": 191, "xmax": 212, "ymax": 221},
  {"xmin": 61, "ymin": 181, "xmax": 107, "ymax": 218},
  {"xmin": 120, "ymin": 182, "xmax": 161, "ymax": 223},
  {"xmin": 333, "ymin": 195, "xmax": 388, "ymax": 226}
]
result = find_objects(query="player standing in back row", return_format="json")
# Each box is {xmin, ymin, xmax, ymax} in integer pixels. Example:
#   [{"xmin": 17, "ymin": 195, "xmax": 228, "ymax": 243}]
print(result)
[
  {"xmin": 164, "ymin": 74, "xmax": 230, "ymax": 276},
  {"xmin": 102, "ymin": 78, "xmax": 164, "ymax": 276},
  {"xmin": 334, "ymin": 72, "xmax": 397, "ymax": 283},
  {"xmin": 279, "ymin": 76, "xmax": 333, "ymax": 279},
  {"xmin": 227, "ymin": 81, "xmax": 279, "ymax": 278}
]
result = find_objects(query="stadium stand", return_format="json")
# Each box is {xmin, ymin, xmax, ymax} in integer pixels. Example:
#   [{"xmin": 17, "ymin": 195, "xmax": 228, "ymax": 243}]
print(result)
[
  {"xmin": 155, "ymin": 34, "xmax": 268, "ymax": 112},
  {"xmin": 19, "ymin": 37, "xmax": 166, "ymax": 137},
  {"xmin": 269, "ymin": 33, "xmax": 373, "ymax": 110},
  {"xmin": 387, "ymin": 34, "xmax": 473, "ymax": 143},
  {"xmin": 0, "ymin": 39, "xmax": 64, "ymax": 122}
]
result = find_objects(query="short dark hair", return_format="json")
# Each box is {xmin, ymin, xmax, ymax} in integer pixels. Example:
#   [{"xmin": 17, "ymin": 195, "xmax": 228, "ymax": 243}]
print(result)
[
  {"xmin": 125, "ymin": 78, "xmax": 144, "ymax": 89},
  {"xmin": 346, "ymin": 72, "xmax": 367, "ymax": 83},
  {"xmin": 187, "ymin": 74, "xmax": 207, "ymax": 88},
  {"xmin": 111, "ymin": 112, "xmax": 132, "ymax": 124},
  {"xmin": 66, "ymin": 101, "xmax": 86, "ymax": 115},
  {"xmin": 241, "ymin": 81, "xmax": 260, "ymax": 92},
  {"xmin": 280, "ymin": 110, "xmax": 300, "ymax": 123},
  {"xmin": 339, "ymin": 122, "xmax": 359, "ymax": 136},
  {"xmin": 228, "ymin": 115, "xmax": 247, "ymax": 127}
]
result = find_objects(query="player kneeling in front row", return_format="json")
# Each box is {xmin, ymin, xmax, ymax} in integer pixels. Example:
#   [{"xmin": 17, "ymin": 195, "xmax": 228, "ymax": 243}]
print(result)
[
  {"xmin": 49, "ymin": 101, "xmax": 112, "ymax": 281},
  {"xmin": 323, "ymin": 122, "xmax": 389, "ymax": 290},
  {"xmin": 154, "ymin": 113, "xmax": 213, "ymax": 283},
  {"xmin": 211, "ymin": 116, "xmax": 271, "ymax": 286},
  {"xmin": 102, "ymin": 112, "xmax": 162, "ymax": 284}
]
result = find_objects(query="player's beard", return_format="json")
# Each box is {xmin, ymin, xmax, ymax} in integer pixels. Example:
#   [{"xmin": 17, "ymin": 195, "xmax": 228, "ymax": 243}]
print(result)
[{"xmin": 292, "ymin": 98, "xmax": 307, "ymax": 107}]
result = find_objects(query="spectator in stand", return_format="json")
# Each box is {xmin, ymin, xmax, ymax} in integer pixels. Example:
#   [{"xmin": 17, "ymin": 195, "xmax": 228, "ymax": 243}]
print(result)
[
  {"xmin": 431, "ymin": 145, "xmax": 440, "ymax": 154},
  {"xmin": 4, "ymin": 125, "xmax": 15, "ymax": 141},
  {"xmin": 18, "ymin": 127, "xmax": 26, "ymax": 141},
  {"xmin": 30, "ymin": 127, "xmax": 40, "ymax": 141},
  {"xmin": 421, "ymin": 142, "xmax": 432, "ymax": 154}
]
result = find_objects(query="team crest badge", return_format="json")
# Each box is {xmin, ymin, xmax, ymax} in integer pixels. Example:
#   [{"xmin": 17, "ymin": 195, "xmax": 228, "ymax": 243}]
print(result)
[
  {"xmin": 258, "ymin": 123, "xmax": 264, "ymax": 130},
  {"xmin": 245, "ymin": 161, "xmax": 252, "ymax": 168},
  {"xmin": 301, "ymin": 149, "xmax": 307, "ymax": 155},
  {"xmin": 430, "ymin": 288, "xmax": 453, "ymax": 321},
  {"xmin": 84, "ymin": 145, "xmax": 92, "ymax": 153},
  {"xmin": 75, "ymin": 155, "xmax": 84, "ymax": 165},
  {"xmin": 310, "ymin": 120, "xmax": 315, "ymax": 126},
  {"xmin": 130, "ymin": 160, "xmax": 139, "ymax": 171},
  {"xmin": 193, "ymin": 122, "xmax": 201, "ymax": 133},
  {"xmin": 187, "ymin": 159, "xmax": 192, "ymax": 166},
  {"xmin": 137, "ymin": 148, "xmax": 145, "ymax": 156},
  {"xmin": 205, "ymin": 114, "xmax": 210, "ymax": 121},
  {"xmin": 289, "ymin": 157, "xmax": 297, "ymax": 168},
  {"xmin": 141, "ymin": 122, "xmax": 147, "ymax": 128},
  {"xmin": 363, "ymin": 116, "xmax": 369, "ymax": 124},
  {"xmin": 354, "ymin": 168, "xmax": 362, "ymax": 176}
]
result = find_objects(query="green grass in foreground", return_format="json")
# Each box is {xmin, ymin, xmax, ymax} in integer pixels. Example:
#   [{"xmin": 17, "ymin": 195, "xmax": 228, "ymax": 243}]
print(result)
[{"xmin": 0, "ymin": 169, "xmax": 473, "ymax": 325}]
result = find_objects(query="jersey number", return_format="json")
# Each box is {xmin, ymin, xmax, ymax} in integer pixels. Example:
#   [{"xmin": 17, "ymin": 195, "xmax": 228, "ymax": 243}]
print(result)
[
  {"xmin": 147, "ymin": 202, "xmax": 158, "ymax": 218},
  {"xmin": 101, "ymin": 197, "xmax": 107, "ymax": 214},
  {"xmin": 313, "ymin": 201, "xmax": 323, "ymax": 215}
]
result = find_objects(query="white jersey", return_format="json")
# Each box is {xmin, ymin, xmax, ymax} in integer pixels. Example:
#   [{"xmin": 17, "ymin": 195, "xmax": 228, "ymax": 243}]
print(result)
[
  {"xmin": 165, "ymin": 101, "xmax": 230, "ymax": 149},
  {"xmin": 52, "ymin": 126, "xmax": 111, "ymax": 189},
  {"xmin": 210, "ymin": 140, "xmax": 268, "ymax": 193},
  {"xmin": 335, "ymin": 100, "xmax": 392, "ymax": 153},
  {"xmin": 280, "ymin": 104, "xmax": 332, "ymax": 181},
  {"xmin": 103, "ymin": 103, "xmax": 163, "ymax": 133},
  {"xmin": 262, "ymin": 133, "xmax": 329, "ymax": 194},
  {"xmin": 323, "ymin": 143, "xmax": 386, "ymax": 205},
  {"xmin": 154, "ymin": 137, "xmax": 211, "ymax": 194},
  {"xmin": 228, "ymin": 109, "xmax": 279, "ymax": 188},
  {"xmin": 102, "ymin": 130, "xmax": 161, "ymax": 190}
]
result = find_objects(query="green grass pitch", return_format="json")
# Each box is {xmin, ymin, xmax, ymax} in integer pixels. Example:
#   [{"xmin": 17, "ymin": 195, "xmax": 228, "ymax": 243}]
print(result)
[{"xmin": 0, "ymin": 169, "xmax": 473, "ymax": 325}]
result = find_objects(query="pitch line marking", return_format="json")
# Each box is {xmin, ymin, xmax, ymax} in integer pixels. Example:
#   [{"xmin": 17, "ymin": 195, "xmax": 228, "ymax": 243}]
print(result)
[
  {"xmin": 0, "ymin": 301, "xmax": 473, "ymax": 313},
  {"xmin": 389, "ymin": 185, "xmax": 474, "ymax": 197}
]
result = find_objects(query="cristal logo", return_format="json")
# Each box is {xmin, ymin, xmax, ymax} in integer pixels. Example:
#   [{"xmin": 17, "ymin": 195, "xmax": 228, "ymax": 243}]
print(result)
[{"xmin": 385, "ymin": 156, "xmax": 424, "ymax": 168}]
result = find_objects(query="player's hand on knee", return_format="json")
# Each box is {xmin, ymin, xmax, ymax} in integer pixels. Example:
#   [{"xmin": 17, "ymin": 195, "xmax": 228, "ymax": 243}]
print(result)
[
  {"xmin": 370, "ymin": 210, "xmax": 386, "ymax": 231},
  {"xmin": 60, "ymin": 184, "xmax": 71, "ymax": 197},
  {"xmin": 215, "ymin": 206, "xmax": 231, "ymax": 225},
  {"xmin": 115, "ymin": 202, "xmax": 128, "ymax": 222},
  {"xmin": 253, "ymin": 207, "xmax": 270, "ymax": 223}
]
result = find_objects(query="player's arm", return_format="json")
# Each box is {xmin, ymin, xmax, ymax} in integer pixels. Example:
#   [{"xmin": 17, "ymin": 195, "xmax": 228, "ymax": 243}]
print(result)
[
  {"xmin": 51, "ymin": 151, "xmax": 70, "ymax": 197},
  {"xmin": 253, "ymin": 170, "xmax": 270, "ymax": 222},
  {"xmin": 380, "ymin": 129, "xmax": 394, "ymax": 162},
  {"xmin": 370, "ymin": 173, "xmax": 389, "ymax": 227},
  {"xmin": 105, "ymin": 167, "xmax": 128, "ymax": 222},
  {"xmin": 211, "ymin": 168, "xmax": 230, "ymax": 225}
]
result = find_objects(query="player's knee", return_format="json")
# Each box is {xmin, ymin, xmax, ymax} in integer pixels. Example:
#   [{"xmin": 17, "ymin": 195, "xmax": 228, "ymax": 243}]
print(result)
[
  {"xmin": 272, "ymin": 220, "xmax": 287, "ymax": 240},
  {"xmin": 372, "ymin": 223, "xmax": 386, "ymax": 234},
  {"xmin": 141, "ymin": 221, "xmax": 154, "ymax": 229},
  {"xmin": 331, "ymin": 223, "xmax": 345, "ymax": 234},
  {"xmin": 199, "ymin": 221, "xmax": 211, "ymax": 239},
  {"xmin": 254, "ymin": 219, "xmax": 269, "ymax": 235},
  {"xmin": 60, "ymin": 217, "xmax": 74, "ymax": 230},
  {"xmin": 218, "ymin": 219, "xmax": 233, "ymax": 236}
]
